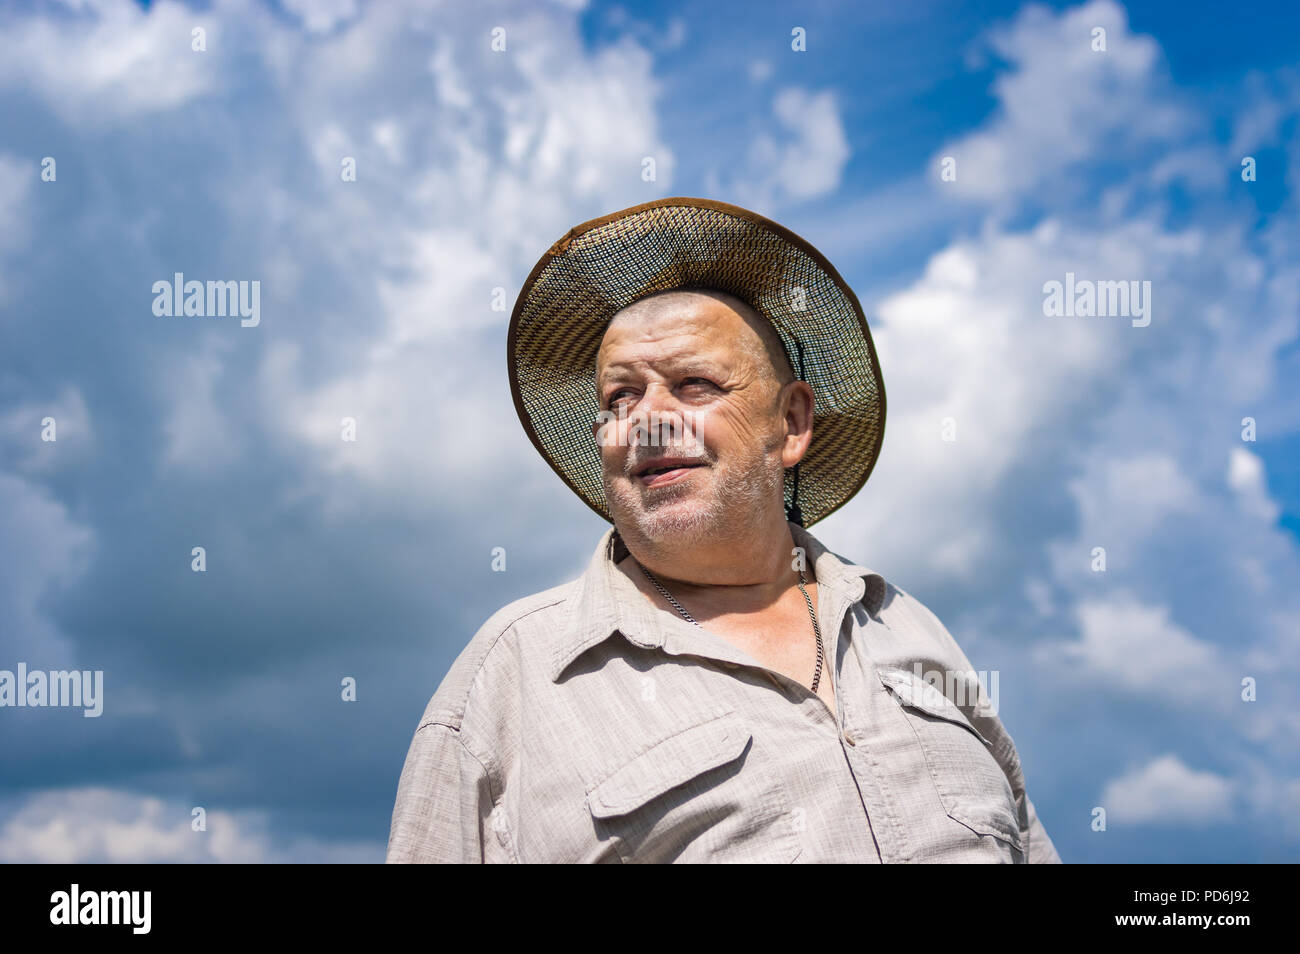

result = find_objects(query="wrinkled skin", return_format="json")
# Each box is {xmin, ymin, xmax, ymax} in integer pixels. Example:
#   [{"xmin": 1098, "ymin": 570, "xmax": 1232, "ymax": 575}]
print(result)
[{"xmin": 591, "ymin": 288, "xmax": 814, "ymax": 597}]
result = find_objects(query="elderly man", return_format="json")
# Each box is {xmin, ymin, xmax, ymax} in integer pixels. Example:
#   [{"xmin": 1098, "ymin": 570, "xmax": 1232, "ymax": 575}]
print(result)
[{"xmin": 387, "ymin": 197, "xmax": 1061, "ymax": 863}]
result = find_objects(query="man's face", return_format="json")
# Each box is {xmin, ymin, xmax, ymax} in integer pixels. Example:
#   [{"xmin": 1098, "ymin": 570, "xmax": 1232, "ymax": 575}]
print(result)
[{"xmin": 591, "ymin": 290, "xmax": 800, "ymax": 543}]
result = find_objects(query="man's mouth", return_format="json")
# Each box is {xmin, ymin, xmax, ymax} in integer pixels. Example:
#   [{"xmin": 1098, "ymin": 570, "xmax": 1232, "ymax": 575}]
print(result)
[{"xmin": 632, "ymin": 457, "xmax": 707, "ymax": 487}]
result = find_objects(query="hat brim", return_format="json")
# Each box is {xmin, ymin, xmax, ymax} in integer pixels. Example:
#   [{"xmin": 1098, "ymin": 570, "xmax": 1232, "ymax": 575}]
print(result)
[{"xmin": 507, "ymin": 196, "xmax": 886, "ymax": 527}]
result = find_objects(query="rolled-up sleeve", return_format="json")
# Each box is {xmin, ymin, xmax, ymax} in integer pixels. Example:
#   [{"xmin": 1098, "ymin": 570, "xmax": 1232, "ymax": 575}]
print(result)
[{"xmin": 386, "ymin": 722, "xmax": 492, "ymax": 863}]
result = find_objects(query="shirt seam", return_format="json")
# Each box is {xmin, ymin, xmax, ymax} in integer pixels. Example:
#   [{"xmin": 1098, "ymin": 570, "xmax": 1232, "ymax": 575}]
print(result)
[
  {"xmin": 418, "ymin": 720, "xmax": 521, "ymax": 863},
  {"xmin": 423, "ymin": 589, "xmax": 574, "ymax": 730}
]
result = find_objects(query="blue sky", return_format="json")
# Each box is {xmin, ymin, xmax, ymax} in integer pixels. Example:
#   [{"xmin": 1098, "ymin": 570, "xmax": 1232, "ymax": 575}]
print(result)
[{"xmin": 1, "ymin": 0, "xmax": 1298, "ymax": 862}]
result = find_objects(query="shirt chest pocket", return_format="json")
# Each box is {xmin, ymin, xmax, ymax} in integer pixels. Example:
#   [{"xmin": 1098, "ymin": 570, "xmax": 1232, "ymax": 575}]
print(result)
[
  {"xmin": 584, "ymin": 710, "xmax": 802, "ymax": 863},
  {"xmin": 877, "ymin": 668, "xmax": 1025, "ymax": 855}
]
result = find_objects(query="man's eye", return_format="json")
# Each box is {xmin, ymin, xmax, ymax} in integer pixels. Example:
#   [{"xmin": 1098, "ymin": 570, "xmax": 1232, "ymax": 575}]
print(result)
[
  {"xmin": 608, "ymin": 389, "xmax": 633, "ymax": 406},
  {"xmin": 682, "ymin": 377, "xmax": 715, "ymax": 389}
]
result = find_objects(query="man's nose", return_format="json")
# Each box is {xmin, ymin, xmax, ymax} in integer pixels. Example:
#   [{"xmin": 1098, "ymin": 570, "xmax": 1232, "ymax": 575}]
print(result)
[
  {"xmin": 633, "ymin": 382, "xmax": 681, "ymax": 415},
  {"xmin": 629, "ymin": 385, "xmax": 689, "ymax": 445}
]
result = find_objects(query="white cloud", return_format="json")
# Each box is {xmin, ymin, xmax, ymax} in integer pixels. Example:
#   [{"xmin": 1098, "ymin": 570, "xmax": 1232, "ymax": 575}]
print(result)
[
  {"xmin": 835, "ymin": 217, "xmax": 1184, "ymax": 582},
  {"xmin": 1228, "ymin": 70, "xmax": 1300, "ymax": 156},
  {"xmin": 1046, "ymin": 452, "xmax": 1200, "ymax": 581},
  {"xmin": 767, "ymin": 88, "xmax": 851, "ymax": 199},
  {"xmin": 935, "ymin": 0, "xmax": 1189, "ymax": 203},
  {"xmin": 235, "ymin": 5, "xmax": 676, "ymax": 511},
  {"xmin": 731, "ymin": 87, "xmax": 851, "ymax": 207},
  {"xmin": 1228, "ymin": 446, "xmax": 1280, "ymax": 523},
  {"xmin": 0, "ymin": 154, "xmax": 32, "ymax": 261},
  {"xmin": 0, "ymin": 386, "xmax": 92, "ymax": 476},
  {"xmin": 0, "ymin": 472, "xmax": 95, "ymax": 664},
  {"xmin": 0, "ymin": 787, "xmax": 378, "ymax": 862},
  {"xmin": 1240, "ymin": 766, "xmax": 1300, "ymax": 838},
  {"xmin": 662, "ymin": 17, "xmax": 687, "ymax": 52},
  {"xmin": 428, "ymin": 34, "xmax": 474, "ymax": 111},
  {"xmin": 1099, "ymin": 754, "xmax": 1234, "ymax": 825},
  {"xmin": 1035, "ymin": 593, "xmax": 1229, "ymax": 706},
  {"xmin": 256, "ymin": 337, "xmax": 531, "ymax": 517},
  {"xmin": 159, "ymin": 339, "xmax": 241, "ymax": 473},
  {"xmin": 0, "ymin": 0, "xmax": 677, "ymax": 522},
  {"xmin": 0, "ymin": 0, "xmax": 217, "ymax": 123},
  {"xmin": 282, "ymin": 0, "xmax": 358, "ymax": 35}
]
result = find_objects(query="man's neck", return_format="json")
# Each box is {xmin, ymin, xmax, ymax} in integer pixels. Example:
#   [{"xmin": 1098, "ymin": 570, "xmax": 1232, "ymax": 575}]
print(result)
[{"xmin": 615, "ymin": 511, "xmax": 810, "ymax": 614}]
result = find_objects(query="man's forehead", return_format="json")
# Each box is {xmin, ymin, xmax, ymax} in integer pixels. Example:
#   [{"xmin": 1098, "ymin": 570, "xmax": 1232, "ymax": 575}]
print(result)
[
  {"xmin": 600, "ymin": 291, "xmax": 758, "ymax": 356},
  {"xmin": 594, "ymin": 288, "xmax": 795, "ymax": 388},
  {"xmin": 596, "ymin": 337, "xmax": 734, "ymax": 380},
  {"xmin": 598, "ymin": 346, "xmax": 728, "ymax": 375}
]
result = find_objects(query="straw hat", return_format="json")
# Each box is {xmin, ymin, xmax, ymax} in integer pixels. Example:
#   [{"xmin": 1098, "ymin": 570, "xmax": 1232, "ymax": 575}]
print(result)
[{"xmin": 507, "ymin": 196, "xmax": 886, "ymax": 528}]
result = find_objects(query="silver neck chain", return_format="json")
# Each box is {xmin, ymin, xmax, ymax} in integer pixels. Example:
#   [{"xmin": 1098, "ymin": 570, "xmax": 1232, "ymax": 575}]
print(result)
[{"xmin": 636, "ymin": 562, "xmax": 826, "ymax": 694}]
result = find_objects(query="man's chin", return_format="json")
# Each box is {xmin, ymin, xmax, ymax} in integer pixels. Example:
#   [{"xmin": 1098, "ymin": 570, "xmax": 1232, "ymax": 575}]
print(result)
[{"xmin": 611, "ymin": 493, "xmax": 718, "ymax": 541}]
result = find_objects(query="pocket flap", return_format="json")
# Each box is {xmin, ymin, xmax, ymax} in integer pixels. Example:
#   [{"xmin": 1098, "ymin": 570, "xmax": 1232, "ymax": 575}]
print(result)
[
  {"xmin": 587, "ymin": 712, "xmax": 752, "ymax": 819},
  {"xmin": 876, "ymin": 667, "xmax": 991, "ymax": 746}
]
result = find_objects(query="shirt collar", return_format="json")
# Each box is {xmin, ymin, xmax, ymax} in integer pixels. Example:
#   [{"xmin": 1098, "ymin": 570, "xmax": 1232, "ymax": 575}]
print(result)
[{"xmin": 548, "ymin": 520, "xmax": 886, "ymax": 682}]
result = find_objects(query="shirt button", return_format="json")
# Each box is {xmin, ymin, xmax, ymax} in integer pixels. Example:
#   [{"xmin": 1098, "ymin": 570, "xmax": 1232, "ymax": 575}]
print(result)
[{"xmin": 843, "ymin": 729, "xmax": 856, "ymax": 746}]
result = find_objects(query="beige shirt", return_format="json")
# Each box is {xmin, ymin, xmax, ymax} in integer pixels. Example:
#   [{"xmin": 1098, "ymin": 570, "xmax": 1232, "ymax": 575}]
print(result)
[{"xmin": 387, "ymin": 521, "xmax": 1062, "ymax": 863}]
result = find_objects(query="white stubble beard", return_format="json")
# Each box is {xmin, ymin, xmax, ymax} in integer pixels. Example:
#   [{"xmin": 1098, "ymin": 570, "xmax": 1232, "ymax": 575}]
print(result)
[{"xmin": 605, "ymin": 433, "xmax": 788, "ymax": 551}]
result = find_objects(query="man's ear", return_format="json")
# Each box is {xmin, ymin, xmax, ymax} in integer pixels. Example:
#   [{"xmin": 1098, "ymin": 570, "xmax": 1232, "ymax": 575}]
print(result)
[{"xmin": 780, "ymin": 380, "xmax": 814, "ymax": 468}]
